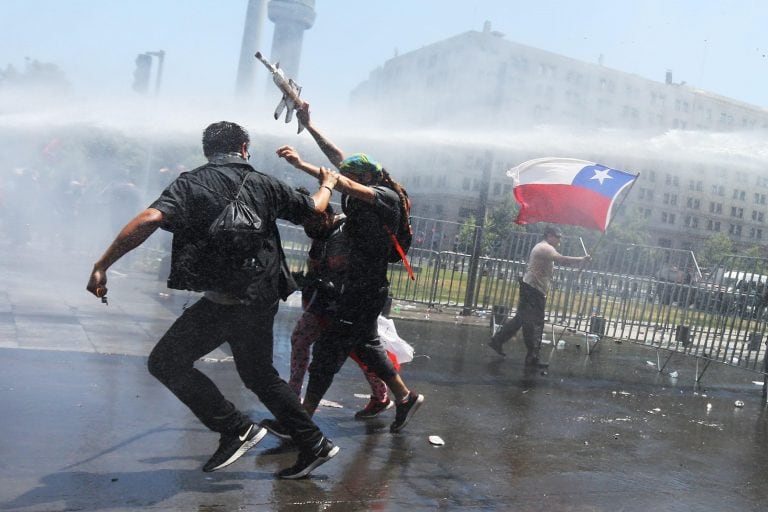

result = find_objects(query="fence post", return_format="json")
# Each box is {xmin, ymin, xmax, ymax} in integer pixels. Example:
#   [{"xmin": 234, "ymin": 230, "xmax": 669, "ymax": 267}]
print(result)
[
  {"xmin": 428, "ymin": 251, "xmax": 442, "ymax": 307},
  {"xmin": 462, "ymin": 225, "xmax": 483, "ymax": 315}
]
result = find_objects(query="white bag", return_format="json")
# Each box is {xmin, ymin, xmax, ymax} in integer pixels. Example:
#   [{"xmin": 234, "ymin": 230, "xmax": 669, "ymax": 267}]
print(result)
[{"xmin": 377, "ymin": 315, "xmax": 414, "ymax": 364}]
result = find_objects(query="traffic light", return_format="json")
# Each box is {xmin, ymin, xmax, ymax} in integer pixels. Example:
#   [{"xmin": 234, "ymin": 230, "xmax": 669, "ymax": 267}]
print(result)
[{"xmin": 132, "ymin": 53, "xmax": 152, "ymax": 94}]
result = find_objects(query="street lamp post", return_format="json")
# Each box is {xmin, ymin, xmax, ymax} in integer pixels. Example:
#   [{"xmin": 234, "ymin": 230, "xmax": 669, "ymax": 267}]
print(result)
[
  {"xmin": 147, "ymin": 50, "xmax": 165, "ymax": 95},
  {"xmin": 462, "ymin": 151, "xmax": 494, "ymax": 316}
]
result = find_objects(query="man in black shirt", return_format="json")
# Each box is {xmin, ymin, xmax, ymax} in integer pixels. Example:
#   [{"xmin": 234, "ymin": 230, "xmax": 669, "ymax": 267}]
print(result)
[{"xmin": 87, "ymin": 121, "xmax": 340, "ymax": 479}]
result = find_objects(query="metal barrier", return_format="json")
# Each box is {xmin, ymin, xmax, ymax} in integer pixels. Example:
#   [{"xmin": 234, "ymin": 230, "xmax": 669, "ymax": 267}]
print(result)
[{"xmin": 278, "ymin": 217, "xmax": 768, "ymax": 385}]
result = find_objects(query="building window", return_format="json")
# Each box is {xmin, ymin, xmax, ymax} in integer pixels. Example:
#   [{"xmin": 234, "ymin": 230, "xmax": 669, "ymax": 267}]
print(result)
[{"xmin": 462, "ymin": 177, "xmax": 471, "ymax": 190}]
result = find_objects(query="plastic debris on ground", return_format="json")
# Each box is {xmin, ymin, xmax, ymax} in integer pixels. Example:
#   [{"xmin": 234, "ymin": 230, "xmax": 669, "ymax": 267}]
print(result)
[
  {"xmin": 734, "ymin": 400, "xmax": 745, "ymax": 408},
  {"xmin": 428, "ymin": 435, "xmax": 445, "ymax": 446}
]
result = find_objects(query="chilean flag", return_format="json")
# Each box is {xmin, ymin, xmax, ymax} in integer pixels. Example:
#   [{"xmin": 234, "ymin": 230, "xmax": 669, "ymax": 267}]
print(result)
[{"xmin": 508, "ymin": 158, "xmax": 638, "ymax": 232}]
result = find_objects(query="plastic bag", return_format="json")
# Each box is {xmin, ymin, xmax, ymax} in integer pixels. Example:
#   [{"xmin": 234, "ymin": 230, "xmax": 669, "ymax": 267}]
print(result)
[{"xmin": 377, "ymin": 315, "xmax": 414, "ymax": 364}]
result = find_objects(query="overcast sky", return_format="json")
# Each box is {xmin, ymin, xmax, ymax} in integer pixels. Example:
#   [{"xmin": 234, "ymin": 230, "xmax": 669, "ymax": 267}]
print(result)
[{"xmin": 2, "ymin": 0, "xmax": 767, "ymax": 123}]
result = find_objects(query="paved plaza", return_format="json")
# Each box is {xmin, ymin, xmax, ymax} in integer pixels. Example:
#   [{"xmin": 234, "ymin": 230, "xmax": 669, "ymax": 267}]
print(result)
[{"xmin": 1, "ymin": 242, "xmax": 768, "ymax": 511}]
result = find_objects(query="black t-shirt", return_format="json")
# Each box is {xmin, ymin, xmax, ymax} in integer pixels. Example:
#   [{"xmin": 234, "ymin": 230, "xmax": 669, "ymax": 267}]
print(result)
[
  {"xmin": 150, "ymin": 154, "xmax": 315, "ymax": 304},
  {"xmin": 341, "ymin": 185, "xmax": 400, "ymax": 288}
]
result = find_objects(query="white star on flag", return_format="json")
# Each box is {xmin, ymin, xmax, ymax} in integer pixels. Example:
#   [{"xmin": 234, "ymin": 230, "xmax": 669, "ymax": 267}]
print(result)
[{"xmin": 590, "ymin": 168, "xmax": 613, "ymax": 185}]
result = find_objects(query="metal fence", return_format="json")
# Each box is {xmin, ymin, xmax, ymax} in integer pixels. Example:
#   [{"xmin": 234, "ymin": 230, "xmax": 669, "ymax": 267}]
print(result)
[{"xmin": 279, "ymin": 216, "xmax": 768, "ymax": 384}]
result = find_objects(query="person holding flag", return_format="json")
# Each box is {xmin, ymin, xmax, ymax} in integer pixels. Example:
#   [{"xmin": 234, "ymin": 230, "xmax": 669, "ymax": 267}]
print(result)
[
  {"xmin": 487, "ymin": 157, "xmax": 638, "ymax": 367},
  {"xmin": 488, "ymin": 226, "xmax": 591, "ymax": 367}
]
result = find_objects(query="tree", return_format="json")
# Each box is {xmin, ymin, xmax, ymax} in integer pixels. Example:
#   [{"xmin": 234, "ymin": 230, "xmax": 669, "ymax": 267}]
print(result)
[
  {"xmin": 485, "ymin": 196, "xmax": 521, "ymax": 256},
  {"xmin": 605, "ymin": 211, "xmax": 651, "ymax": 246},
  {"xmin": 699, "ymin": 233, "xmax": 734, "ymax": 268},
  {"xmin": 0, "ymin": 58, "xmax": 70, "ymax": 92},
  {"xmin": 456, "ymin": 197, "xmax": 525, "ymax": 257},
  {"xmin": 745, "ymin": 246, "xmax": 765, "ymax": 259}
]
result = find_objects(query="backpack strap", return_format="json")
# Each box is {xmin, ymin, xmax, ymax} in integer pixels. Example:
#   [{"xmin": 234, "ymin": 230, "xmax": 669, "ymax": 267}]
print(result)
[
  {"xmin": 185, "ymin": 165, "xmax": 251, "ymax": 201},
  {"xmin": 384, "ymin": 225, "xmax": 415, "ymax": 281}
]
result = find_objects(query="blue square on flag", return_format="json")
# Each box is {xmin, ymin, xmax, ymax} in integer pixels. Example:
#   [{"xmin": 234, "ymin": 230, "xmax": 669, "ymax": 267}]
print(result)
[{"xmin": 572, "ymin": 164, "xmax": 639, "ymax": 199}]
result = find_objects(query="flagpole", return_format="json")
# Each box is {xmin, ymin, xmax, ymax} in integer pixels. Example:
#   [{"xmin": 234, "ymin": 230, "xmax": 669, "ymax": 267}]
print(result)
[
  {"xmin": 605, "ymin": 171, "xmax": 641, "ymax": 234},
  {"xmin": 574, "ymin": 172, "xmax": 640, "ymax": 326},
  {"xmin": 583, "ymin": 172, "xmax": 641, "ymax": 257}
]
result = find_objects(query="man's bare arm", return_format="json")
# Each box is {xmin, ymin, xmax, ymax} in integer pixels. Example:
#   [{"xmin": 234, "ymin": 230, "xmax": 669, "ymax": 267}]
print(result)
[{"xmin": 86, "ymin": 208, "xmax": 164, "ymax": 297}]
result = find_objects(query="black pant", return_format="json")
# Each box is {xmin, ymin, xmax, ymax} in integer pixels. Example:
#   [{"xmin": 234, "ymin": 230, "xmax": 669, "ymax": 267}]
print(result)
[
  {"xmin": 147, "ymin": 298, "xmax": 322, "ymax": 451},
  {"xmin": 492, "ymin": 281, "xmax": 546, "ymax": 354},
  {"xmin": 306, "ymin": 285, "xmax": 397, "ymax": 401}
]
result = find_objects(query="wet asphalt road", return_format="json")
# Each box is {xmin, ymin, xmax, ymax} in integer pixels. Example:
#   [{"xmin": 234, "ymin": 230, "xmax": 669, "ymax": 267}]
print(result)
[{"xmin": 2, "ymin": 242, "xmax": 768, "ymax": 511}]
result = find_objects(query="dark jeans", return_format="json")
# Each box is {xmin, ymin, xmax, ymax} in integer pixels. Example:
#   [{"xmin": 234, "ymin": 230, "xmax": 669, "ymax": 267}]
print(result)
[
  {"xmin": 492, "ymin": 280, "xmax": 546, "ymax": 354},
  {"xmin": 147, "ymin": 298, "xmax": 322, "ymax": 451},
  {"xmin": 306, "ymin": 284, "xmax": 397, "ymax": 401}
]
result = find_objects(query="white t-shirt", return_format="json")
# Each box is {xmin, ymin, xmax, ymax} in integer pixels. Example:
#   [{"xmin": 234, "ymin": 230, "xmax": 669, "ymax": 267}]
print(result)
[{"xmin": 522, "ymin": 240, "xmax": 560, "ymax": 295}]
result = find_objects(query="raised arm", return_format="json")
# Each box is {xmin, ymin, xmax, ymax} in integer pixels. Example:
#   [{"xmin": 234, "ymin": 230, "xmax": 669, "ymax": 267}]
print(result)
[
  {"xmin": 296, "ymin": 103, "xmax": 345, "ymax": 169},
  {"xmin": 277, "ymin": 145, "xmax": 376, "ymax": 204}
]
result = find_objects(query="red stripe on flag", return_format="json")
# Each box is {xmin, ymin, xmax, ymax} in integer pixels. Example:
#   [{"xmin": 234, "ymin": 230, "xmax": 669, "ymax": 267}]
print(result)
[{"xmin": 513, "ymin": 184, "xmax": 613, "ymax": 231}]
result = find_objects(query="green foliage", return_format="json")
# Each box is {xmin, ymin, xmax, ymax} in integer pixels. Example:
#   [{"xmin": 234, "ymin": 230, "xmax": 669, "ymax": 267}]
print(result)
[
  {"xmin": 699, "ymin": 233, "xmax": 734, "ymax": 267},
  {"xmin": 606, "ymin": 212, "xmax": 651, "ymax": 245},
  {"xmin": 745, "ymin": 246, "xmax": 765, "ymax": 259},
  {"xmin": 456, "ymin": 197, "xmax": 524, "ymax": 256}
]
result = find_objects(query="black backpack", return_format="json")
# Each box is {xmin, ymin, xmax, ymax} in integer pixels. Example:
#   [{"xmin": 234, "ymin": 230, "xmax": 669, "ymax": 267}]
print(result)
[
  {"xmin": 384, "ymin": 185, "xmax": 415, "ymax": 280},
  {"xmin": 168, "ymin": 167, "xmax": 281, "ymax": 303}
]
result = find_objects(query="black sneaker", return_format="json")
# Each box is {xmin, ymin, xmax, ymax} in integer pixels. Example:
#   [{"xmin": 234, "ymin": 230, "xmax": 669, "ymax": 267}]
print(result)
[
  {"xmin": 525, "ymin": 352, "xmax": 549, "ymax": 369},
  {"xmin": 390, "ymin": 392, "xmax": 425, "ymax": 433},
  {"xmin": 354, "ymin": 397, "xmax": 393, "ymax": 419},
  {"xmin": 487, "ymin": 338, "xmax": 506, "ymax": 357},
  {"xmin": 276, "ymin": 437, "xmax": 339, "ymax": 479},
  {"xmin": 259, "ymin": 418, "xmax": 292, "ymax": 440},
  {"xmin": 202, "ymin": 423, "xmax": 266, "ymax": 472}
]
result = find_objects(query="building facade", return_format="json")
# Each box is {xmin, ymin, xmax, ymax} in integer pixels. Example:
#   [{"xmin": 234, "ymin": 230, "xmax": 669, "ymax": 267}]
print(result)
[{"xmin": 348, "ymin": 22, "xmax": 768, "ymax": 253}]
